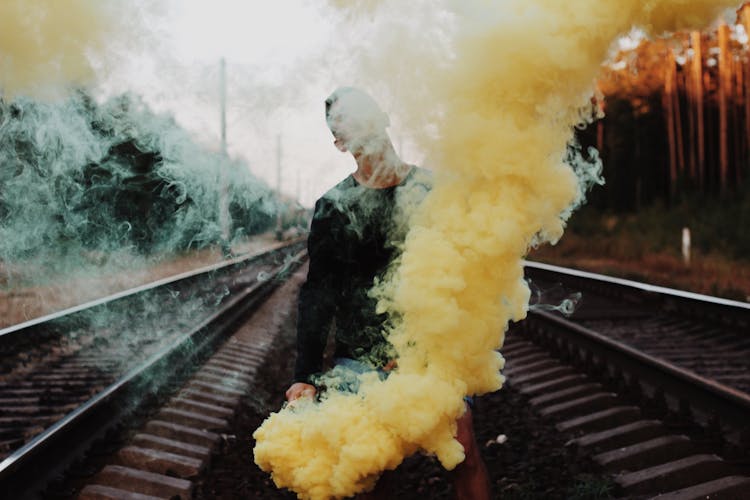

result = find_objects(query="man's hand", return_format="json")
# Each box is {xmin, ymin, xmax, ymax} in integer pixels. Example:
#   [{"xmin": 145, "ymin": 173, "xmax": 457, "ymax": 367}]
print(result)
[{"xmin": 286, "ymin": 382, "xmax": 317, "ymax": 402}]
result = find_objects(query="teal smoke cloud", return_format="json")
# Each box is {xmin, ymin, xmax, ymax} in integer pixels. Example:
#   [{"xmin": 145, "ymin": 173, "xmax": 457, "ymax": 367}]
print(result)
[{"xmin": 0, "ymin": 91, "xmax": 278, "ymax": 283}]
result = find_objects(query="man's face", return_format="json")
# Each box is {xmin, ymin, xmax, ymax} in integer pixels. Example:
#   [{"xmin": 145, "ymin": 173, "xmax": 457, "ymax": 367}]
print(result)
[
  {"xmin": 327, "ymin": 103, "xmax": 354, "ymax": 152},
  {"xmin": 328, "ymin": 119, "xmax": 349, "ymax": 152},
  {"xmin": 326, "ymin": 96, "xmax": 387, "ymax": 156},
  {"xmin": 331, "ymin": 127, "xmax": 376, "ymax": 156},
  {"xmin": 333, "ymin": 135, "xmax": 348, "ymax": 153},
  {"xmin": 328, "ymin": 120, "xmax": 387, "ymax": 158}
]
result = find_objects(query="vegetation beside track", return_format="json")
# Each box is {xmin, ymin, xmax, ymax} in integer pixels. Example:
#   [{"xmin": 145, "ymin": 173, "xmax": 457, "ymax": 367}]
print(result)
[{"xmin": 531, "ymin": 201, "xmax": 750, "ymax": 302}]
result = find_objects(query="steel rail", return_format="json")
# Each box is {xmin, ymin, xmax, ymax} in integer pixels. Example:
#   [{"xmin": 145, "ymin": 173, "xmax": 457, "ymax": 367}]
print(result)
[
  {"xmin": 0, "ymin": 244, "xmax": 305, "ymax": 498},
  {"xmin": 0, "ymin": 239, "xmax": 296, "ymax": 339},
  {"xmin": 524, "ymin": 310, "xmax": 750, "ymax": 435},
  {"xmin": 523, "ymin": 260, "xmax": 750, "ymax": 326},
  {"xmin": 520, "ymin": 261, "xmax": 750, "ymax": 445},
  {"xmin": 524, "ymin": 260, "xmax": 750, "ymax": 310}
]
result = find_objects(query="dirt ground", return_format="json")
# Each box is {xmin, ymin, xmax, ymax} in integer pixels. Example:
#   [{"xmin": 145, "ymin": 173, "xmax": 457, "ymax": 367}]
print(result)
[
  {"xmin": 6, "ymin": 226, "xmax": 747, "ymax": 331},
  {"xmin": 0, "ymin": 234, "xmax": 280, "ymax": 329},
  {"xmin": 530, "ymin": 234, "xmax": 750, "ymax": 303},
  {"xmin": 194, "ymin": 272, "xmax": 611, "ymax": 500}
]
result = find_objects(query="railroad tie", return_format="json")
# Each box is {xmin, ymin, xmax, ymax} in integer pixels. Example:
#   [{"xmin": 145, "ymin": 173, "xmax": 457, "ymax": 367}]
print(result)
[
  {"xmin": 504, "ymin": 334, "xmax": 750, "ymax": 498},
  {"xmin": 78, "ymin": 267, "xmax": 304, "ymax": 499}
]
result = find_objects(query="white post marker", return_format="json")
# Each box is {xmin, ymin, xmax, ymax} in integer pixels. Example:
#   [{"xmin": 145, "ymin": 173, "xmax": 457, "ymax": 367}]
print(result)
[{"xmin": 682, "ymin": 227, "xmax": 691, "ymax": 266}]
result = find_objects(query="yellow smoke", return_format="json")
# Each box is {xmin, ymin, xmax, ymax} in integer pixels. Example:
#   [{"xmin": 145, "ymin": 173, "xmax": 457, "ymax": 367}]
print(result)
[
  {"xmin": 0, "ymin": 0, "xmax": 122, "ymax": 97},
  {"xmin": 254, "ymin": 1, "xmax": 737, "ymax": 498}
]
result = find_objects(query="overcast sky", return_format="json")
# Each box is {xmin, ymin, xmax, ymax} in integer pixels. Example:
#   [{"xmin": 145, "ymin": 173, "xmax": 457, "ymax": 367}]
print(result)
[
  {"xmin": 96, "ymin": 0, "xmax": 425, "ymax": 207},
  {"xmin": 96, "ymin": 2, "xmax": 738, "ymax": 207}
]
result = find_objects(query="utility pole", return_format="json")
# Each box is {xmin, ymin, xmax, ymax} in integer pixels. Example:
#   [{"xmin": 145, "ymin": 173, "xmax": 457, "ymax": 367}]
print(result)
[
  {"xmin": 220, "ymin": 58, "xmax": 227, "ymax": 156},
  {"xmin": 296, "ymin": 168, "xmax": 301, "ymax": 204},
  {"xmin": 275, "ymin": 134, "xmax": 283, "ymax": 240},
  {"xmin": 218, "ymin": 58, "xmax": 231, "ymax": 255}
]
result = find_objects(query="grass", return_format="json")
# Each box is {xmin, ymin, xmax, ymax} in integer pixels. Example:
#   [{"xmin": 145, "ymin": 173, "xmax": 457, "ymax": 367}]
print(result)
[
  {"xmin": 0, "ymin": 233, "xmax": 279, "ymax": 328},
  {"xmin": 566, "ymin": 474, "xmax": 616, "ymax": 499},
  {"xmin": 498, "ymin": 474, "xmax": 615, "ymax": 500},
  {"xmin": 531, "ymin": 201, "xmax": 750, "ymax": 302}
]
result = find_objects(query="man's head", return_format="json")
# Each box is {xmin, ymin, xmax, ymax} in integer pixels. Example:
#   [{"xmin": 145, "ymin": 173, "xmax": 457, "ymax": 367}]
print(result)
[{"xmin": 325, "ymin": 87, "xmax": 390, "ymax": 155}]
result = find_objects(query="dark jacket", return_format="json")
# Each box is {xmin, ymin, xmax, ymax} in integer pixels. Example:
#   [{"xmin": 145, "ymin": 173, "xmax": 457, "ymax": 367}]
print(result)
[{"xmin": 294, "ymin": 168, "xmax": 430, "ymax": 383}]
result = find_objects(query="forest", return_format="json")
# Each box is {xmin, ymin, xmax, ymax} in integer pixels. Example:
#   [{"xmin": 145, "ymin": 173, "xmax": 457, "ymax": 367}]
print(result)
[
  {"xmin": 581, "ymin": 4, "xmax": 750, "ymax": 211},
  {"xmin": 0, "ymin": 91, "xmax": 279, "ymax": 272}
]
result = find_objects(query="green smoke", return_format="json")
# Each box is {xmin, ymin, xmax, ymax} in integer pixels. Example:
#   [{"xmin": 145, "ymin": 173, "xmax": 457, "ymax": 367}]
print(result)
[{"xmin": 0, "ymin": 91, "xmax": 278, "ymax": 286}]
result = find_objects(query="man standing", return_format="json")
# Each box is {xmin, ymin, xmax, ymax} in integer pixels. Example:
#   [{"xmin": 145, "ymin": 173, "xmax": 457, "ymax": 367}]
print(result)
[{"xmin": 285, "ymin": 87, "xmax": 490, "ymax": 500}]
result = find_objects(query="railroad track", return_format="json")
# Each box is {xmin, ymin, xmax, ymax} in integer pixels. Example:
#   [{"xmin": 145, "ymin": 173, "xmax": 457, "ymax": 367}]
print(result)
[
  {"xmin": 504, "ymin": 261, "xmax": 750, "ymax": 498},
  {"xmin": 7, "ymin": 252, "xmax": 749, "ymax": 498},
  {"xmin": 0, "ymin": 240, "xmax": 305, "ymax": 499}
]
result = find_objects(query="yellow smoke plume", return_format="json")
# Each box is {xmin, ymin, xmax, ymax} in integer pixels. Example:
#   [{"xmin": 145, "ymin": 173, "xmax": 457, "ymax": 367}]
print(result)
[
  {"xmin": 254, "ymin": 1, "xmax": 737, "ymax": 498},
  {"xmin": 0, "ymin": 0, "xmax": 123, "ymax": 97}
]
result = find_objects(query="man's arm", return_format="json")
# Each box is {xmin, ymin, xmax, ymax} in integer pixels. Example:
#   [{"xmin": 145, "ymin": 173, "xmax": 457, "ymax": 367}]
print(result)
[{"xmin": 288, "ymin": 198, "xmax": 340, "ymax": 398}]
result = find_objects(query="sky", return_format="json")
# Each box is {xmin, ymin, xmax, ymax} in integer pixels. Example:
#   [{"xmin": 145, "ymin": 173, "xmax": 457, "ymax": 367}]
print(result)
[
  {"xmin": 92, "ymin": 1, "xmax": 738, "ymax": 207},
  {"xmin": 96, "ymin": 0, "xmax": 425, "ymax": 207}
]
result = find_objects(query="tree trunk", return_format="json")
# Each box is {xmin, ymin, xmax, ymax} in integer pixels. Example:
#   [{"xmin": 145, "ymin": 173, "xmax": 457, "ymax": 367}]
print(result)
[
  {"xmin": 718, "ymin": 22, "xmax": 730, "ymax": 193},
  {"xmin": 664, "ymin": 49, "xmax": 678, "ymax": 200},
  {"xmin": 743, "ymin": 5, "xmax": 750, "ymax": 181},
  {"xmin": 674, "ymin": 66, "xmax": 685, "ymax": 177},
  {"xmin": 691, "ymin": 31, "xmax": 705, "ymax": 190},
  {"xmin": 733, "ymin": 55, "xmax": 742, "ymax": 185},
  {"xmin": 686, "ymin": 38, "xmax": 697, "ymax": 182}
]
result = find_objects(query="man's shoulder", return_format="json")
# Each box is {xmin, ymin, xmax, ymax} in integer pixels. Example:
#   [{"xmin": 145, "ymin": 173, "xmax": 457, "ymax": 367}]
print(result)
[
  {"xmin": 312, "ymin": 175, "xmax": 356, "ymax": 215},
  {"xmin": 398, "ymin": 166, "xmax": 433, "ymax": 197},
  {"xmin": 406, "ymin": 166, "xmax": 433, "ymax": 189},
  {"xmin": 320, "ymin": 175, "xmax": 356, "ymax": 200}
]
